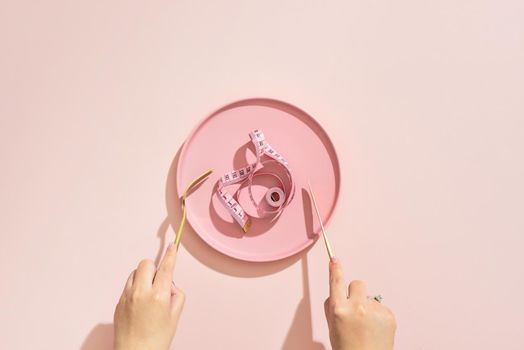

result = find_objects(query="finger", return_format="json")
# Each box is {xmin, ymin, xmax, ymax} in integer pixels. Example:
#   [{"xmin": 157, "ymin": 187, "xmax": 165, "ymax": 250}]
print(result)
[
  {"xmin": 125, "ymin": 270, "xmax": 135, "ymax": 291},
  {"xmin": 348, "ymin": 280, "xmax": 367, "ymax": 301},
  {"xmin": 323, "ymin": 298, "xmax": 330, "ymax": 318},
  {"xmin": 154, "ymin": 243, "xmax": 177, "ymax": 291},
  {"xmin": 170, "ymin": 284, "xmax": 185, "ymax": 318},
  {"xmin": 134, "ymin": 259, "xmax": 155, "ymax": 290},
  {"xmin": 329, "ymin": 258, "xmax": 347, "ymax": 301}
]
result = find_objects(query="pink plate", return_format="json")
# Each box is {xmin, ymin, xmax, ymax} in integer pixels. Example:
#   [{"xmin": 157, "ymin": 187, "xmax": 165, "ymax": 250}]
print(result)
[{"xmin": 176, "ymin": 98, "xmax": 341, "ymax": 262}]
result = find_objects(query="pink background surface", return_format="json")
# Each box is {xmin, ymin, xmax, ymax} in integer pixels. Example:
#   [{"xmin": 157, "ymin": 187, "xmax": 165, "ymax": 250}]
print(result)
[{"xmin": 1, "ymin": 1, "xmax": 523, "ymax": 349}]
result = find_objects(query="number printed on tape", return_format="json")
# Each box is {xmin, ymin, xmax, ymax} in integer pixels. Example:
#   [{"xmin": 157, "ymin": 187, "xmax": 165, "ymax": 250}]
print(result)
[{"xmin": 216, "ymin": 130, "xmax": 295, "ymax": 233}]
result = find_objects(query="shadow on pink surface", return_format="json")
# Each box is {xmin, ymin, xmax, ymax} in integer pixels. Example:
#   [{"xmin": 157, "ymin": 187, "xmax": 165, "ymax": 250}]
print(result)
[
  {"xmin": 80, "ymin": 323, "xmax": 113, "ymax": 350},
  {"xmin": 281, "ymin": 255, "xmax": 326, "ymax": 350}
]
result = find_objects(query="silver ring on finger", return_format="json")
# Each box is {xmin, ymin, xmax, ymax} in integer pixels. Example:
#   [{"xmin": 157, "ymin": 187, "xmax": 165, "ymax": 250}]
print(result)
[{"xmin": 367, "ymin": 294, "xmax": 383, "ymax": 303}]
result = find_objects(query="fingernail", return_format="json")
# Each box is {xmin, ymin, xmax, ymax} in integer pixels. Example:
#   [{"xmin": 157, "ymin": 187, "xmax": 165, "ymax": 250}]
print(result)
[
  {"xmin": 167, "ymin": 243, "xmax": 174, "ymax": 252},
  {"xmin": 330, "ymin": 257, "xmax": 338, "ymax": 264}
]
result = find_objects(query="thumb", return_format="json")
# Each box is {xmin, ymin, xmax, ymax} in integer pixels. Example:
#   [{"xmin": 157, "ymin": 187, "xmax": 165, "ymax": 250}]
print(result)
[{"xmin": 154, "ymin": 243, "xmax": 178, "ymax": 292}]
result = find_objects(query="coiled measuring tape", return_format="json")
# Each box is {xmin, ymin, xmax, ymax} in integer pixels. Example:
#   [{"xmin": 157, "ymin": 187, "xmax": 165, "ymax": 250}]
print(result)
[{"xmin": 216, "ymin": 130, "xmax": 295, "ymax": 233}]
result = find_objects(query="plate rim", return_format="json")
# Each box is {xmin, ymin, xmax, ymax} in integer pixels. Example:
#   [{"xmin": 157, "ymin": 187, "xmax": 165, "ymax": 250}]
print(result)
[{"xmin": 176, "ymin": 97, "xmax": 342, "ymax": 262}]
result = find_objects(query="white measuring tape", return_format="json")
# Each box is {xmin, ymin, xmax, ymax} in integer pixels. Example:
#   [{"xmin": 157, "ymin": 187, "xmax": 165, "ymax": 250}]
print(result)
[{"xmin": 216, "ymin": 130, "xmax": 295, "ymax": 233}]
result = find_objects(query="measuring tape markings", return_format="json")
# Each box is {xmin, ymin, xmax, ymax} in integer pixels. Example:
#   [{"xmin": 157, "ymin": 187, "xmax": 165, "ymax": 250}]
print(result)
[{"xmin": 216, "ymin": 130, "xmax": 295, "ymax": 233}]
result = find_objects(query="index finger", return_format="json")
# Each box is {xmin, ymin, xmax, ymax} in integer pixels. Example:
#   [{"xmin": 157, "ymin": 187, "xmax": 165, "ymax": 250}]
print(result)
[
  {"xmin": 154, "ymin": 243, "xmax": 177, "ymax": 291},
  {"xmin": 329, "ymin": 258, "xmax": 347, "ymax": 301}
]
